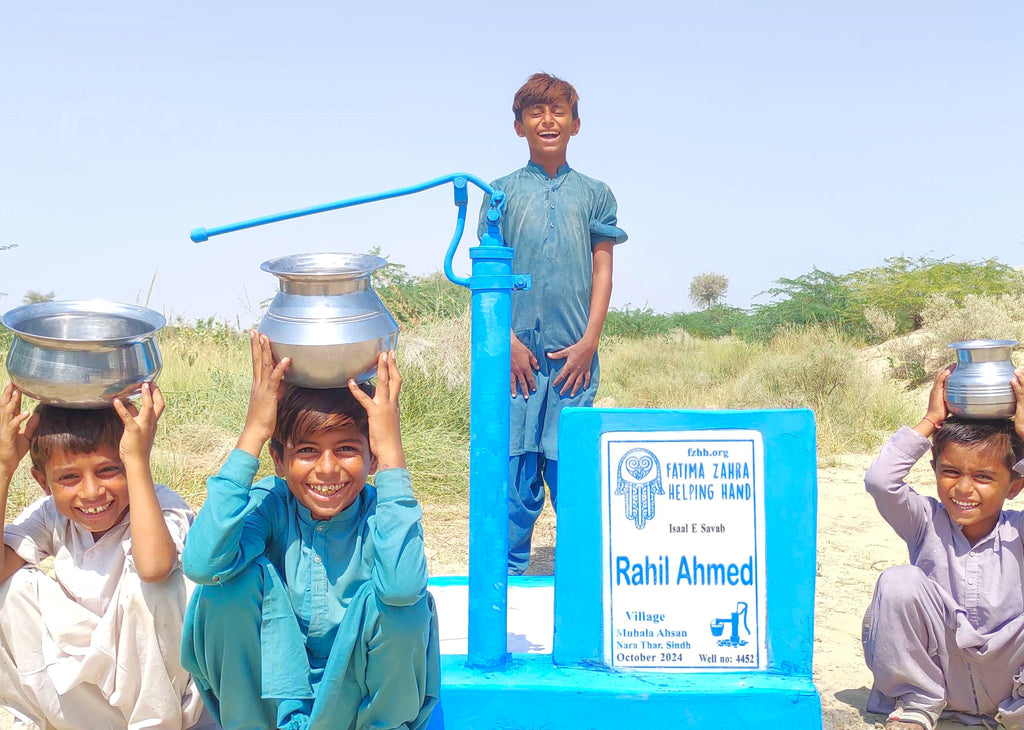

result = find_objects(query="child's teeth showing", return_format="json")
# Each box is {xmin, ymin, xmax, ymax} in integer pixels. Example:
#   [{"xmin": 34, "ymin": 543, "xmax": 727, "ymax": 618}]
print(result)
[
  {"xmin": 952, "ymin": 499, "xmax": 977, "ymax": 510},
  {"xmin": 80, "ymin": 502, "xmax": 113, "ymax": 515},
  {"xmin": 308, "ymin": 484, "xmax": 342, "ymax": 496}
]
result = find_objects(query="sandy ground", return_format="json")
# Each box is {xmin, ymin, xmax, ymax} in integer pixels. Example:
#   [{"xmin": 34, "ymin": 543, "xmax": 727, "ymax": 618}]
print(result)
[{"xmin": 0, "ymin": 454, "xmax": 983, "ymax": 729}]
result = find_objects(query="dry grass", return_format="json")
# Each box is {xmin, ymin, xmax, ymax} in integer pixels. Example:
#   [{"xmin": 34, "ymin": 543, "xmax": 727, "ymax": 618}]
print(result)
[
  {"xmin": 880, "ymin": 293, "xmax": 1024, "ymax": 385},
  {"xmin": 2, "ymin": 317, "xmax": 927, "ymax": 520},
  {"xmin": 601, "ymin": 326, "xmax": 917, "ymax": 458}
]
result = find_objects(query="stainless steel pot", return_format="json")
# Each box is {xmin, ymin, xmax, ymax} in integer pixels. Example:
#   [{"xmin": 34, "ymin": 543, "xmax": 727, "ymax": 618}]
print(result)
[
  {"xmin": 257, "ymin": 253, "xmax": 399, "ymax": 387},
  {"xmin": 2, "ymin": 300, "xmax": 165, "ymax": 408},
  {"xmin": 945, "ymin": 339, "xmax": 1018, "ymax": 420}
]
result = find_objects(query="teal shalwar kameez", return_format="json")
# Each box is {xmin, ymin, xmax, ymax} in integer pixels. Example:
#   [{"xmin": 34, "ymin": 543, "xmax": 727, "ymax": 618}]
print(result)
[
  {"xmin": 480, "ymin": 161, "xmax": 627, "ymax": 574},
  {"xmin": 180, "ymin": 450, "xmax": 439, "ymax": 730}
]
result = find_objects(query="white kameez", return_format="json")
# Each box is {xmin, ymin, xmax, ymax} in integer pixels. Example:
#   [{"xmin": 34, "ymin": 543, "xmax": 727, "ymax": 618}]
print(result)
[{"xmin": 0, "ymin": 484, "xmax": 213, "ymax": 729}]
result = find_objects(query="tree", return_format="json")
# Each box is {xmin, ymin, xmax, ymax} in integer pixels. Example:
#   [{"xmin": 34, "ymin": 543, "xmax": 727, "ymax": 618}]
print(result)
[
  {"xmin": 23, "ymin": 290, "xmax": 55, "ymax": 304},
  {"xmin": 846, "ymin": 255, "xmax": 1020, "ymax": 332},
  {"xmin": 748, "ymin": 268, "xmax": 865, "ymax": 341},
  {"xmin": 688, "ymin": 272, "xmax": 729, "ymax": 311}
]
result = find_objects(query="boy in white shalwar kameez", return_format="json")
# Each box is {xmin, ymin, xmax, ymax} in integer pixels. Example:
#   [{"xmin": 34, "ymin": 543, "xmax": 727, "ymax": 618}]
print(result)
[
  {"xmin": 0, "ymin": 382, "xmax": 214, "ymax": 730},
  {"xmin": 863, "ymin": 367, "xmax": 1024, "ymax": 730}
]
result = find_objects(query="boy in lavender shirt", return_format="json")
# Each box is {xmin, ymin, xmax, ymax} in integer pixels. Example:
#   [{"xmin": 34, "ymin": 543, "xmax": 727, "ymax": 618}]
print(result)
[{"xmin": 862, "ymin": 366, "xmax": 1024, "ymax": 729}]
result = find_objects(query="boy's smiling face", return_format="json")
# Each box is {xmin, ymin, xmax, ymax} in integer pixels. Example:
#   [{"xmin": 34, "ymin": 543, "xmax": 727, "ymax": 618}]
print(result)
[
  {"xmin": 933, "ymin": 440, "xmax": 1024, "ymax": 544},
  {"xmin": 31, "ymin": 444, "xmax": 131, "ymax": 539},
  {"xmin": 272, "ymin": 424, "xmax": 376, "ymax": 520},
  {"xmin": 515, "ymin": 96, "xmax": 580, "ymax": 165}
]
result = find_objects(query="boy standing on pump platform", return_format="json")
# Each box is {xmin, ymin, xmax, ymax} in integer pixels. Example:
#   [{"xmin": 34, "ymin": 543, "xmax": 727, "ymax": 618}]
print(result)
[
  {"xmin": 181, "ymin": 334, "xmax": 438, "ymax": 730},
  {"xmin": 480, "ymin": 72, "xmax": 628, "ymax": 576},
  {"xmin": 862, "ymin": 366, "xmax": 1024, "ymax": 730}
]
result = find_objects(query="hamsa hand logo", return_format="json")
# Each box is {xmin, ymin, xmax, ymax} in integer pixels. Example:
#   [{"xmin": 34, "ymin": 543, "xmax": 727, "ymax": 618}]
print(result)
[{"xmin": 614, "ymin": 448, "xmax": 663, "ymax": 530}]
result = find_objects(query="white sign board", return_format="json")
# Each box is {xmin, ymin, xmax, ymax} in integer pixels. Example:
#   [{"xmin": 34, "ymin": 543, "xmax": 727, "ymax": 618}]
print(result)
[{"xmin": 602, "ymin": 430, "xmax": 767, "ymax": 671}]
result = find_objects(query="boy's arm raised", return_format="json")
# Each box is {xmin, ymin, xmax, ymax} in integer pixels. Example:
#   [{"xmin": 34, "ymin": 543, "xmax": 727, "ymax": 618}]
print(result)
[
  {"xmin": 1012, "ymin": 369, "xmax": 1024, "ymax": 476},
  {"xmin": 183, "ymin": 333, "xmax": 287, "ymax": 584},
  {"xmin": 0, "ymin": 384, "xmax": 32, "ymax": 584},
  {"xmin": 913, "ymin": 365, "xmax": 952, "ymax": 438},
  {"xmin": 864, "ymin": 367, "xmax": 949, "ymax": 545},
  {"xmin": 236, "ymin": 332, "xmax": 290, "ymax": 458},
  {"xmin": 351, "ymin": 352, "xmax": 428, "ymax": 605},
  {"xmin": 113, "ymin": 382, "xmax": 177, "ymax": 582},
  {"xmin": 349, "ymin": 351, "xmax": 405, "ymax": 471}
]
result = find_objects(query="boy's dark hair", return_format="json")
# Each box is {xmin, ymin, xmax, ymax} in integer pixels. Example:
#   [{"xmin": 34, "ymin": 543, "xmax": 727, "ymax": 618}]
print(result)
[
  {"xmin": 270, "ymin": 383, "xmax": 374, "ymax": 456},
  {"xmin": 513, "ymin": 72, "xmax": 580, "ymax": 121},
  {"xmin": 931, "ymin": 416, "xmax": 1024, "ymax": 472},
  {"xmin": 29, "ymin": 405, "xmax": 124, "ymax": 472}
]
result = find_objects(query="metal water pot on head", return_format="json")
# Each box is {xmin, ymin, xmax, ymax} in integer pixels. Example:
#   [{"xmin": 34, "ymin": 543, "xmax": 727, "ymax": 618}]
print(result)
[
  {"xmin": 257, "ymin": 252, "xmax": 398, "ymax": 388},
  {"xmin": 945, "ymin": 339, "xmax": 1019, "ymax": 420}
]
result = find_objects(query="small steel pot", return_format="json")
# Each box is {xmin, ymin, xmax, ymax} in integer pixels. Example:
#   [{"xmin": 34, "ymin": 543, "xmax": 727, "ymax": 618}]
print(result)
[
  {"xmin": 2, "ymin": 300, "xmax": 165, "ymax": 408},
  {"xmin": 257, "ymin": 253, "xmax": 399, "ymax": 388},
  {"xmin": 945, "ymin": 339, "xmax": 1018, "ymax": 420}
]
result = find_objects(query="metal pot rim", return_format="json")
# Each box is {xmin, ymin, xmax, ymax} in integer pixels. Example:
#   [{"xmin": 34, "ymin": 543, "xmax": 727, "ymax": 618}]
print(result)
[
  {"xmin": 260, "ymin": 252, "xmax": 388, "ymax": 281},
  {"xmin": 947, "ymin": 339, "xmax": 1019, "ymax": 350},
  {"xmin": 1, "ymin": 300, "xmax": 166, "ymax": 346}
]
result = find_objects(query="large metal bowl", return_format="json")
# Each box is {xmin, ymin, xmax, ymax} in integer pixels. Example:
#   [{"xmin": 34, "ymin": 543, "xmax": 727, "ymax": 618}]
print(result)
[{"xmin": 2, "ymin": 300, "xmax": 165, "ymax": 408}]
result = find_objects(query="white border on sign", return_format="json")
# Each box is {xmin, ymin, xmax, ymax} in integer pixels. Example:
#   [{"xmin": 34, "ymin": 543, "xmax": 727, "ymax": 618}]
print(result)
[{"xmin": 600, "ymin": 430, "xmax": 767, "ymax": 671}]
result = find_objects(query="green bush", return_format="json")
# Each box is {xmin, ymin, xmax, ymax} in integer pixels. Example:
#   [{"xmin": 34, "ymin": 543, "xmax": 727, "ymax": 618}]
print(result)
[
  {"xmin": 375, "ymin": 264, "xmax": 469, "ymax": 327},
  {"xmin": 746, "ymin": 269, "xmax": 866, "ymax": 342},
  {"xmin": 676, "ymin": 306, "xmax": 750, "ymax": 339},
  {"xmin": 604, "ymin": 306, "xmax": 677, "ymax": 338},
  {"xmin": 847, "ymin": 255, "xmax": 1021, "ymax": 333}
]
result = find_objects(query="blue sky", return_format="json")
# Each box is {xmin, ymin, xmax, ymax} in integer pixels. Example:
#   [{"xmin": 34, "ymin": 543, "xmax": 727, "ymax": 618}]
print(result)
[{"xmin": 2, "ymin": 2, "xmax": 1022, "ymax": 324}]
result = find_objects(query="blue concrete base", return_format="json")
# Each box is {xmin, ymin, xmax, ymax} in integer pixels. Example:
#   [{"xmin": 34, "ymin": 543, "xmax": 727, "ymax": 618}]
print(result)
[{"xmin": 433, "ymin": 653, "xmax": 821, "ymax": 729}]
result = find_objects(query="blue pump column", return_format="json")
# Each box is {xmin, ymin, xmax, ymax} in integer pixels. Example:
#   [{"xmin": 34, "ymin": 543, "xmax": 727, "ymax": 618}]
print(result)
[{"xmin": 465, "ymin": 195, "xmax": 528, "ymax": 669}]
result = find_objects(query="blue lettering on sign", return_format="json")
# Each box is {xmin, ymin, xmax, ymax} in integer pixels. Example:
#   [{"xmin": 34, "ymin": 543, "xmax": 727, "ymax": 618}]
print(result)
[
  {"xmin": 615, "ymin": 555, "xmax": 672, "ymax": 585},
  {"xmin": 686, "ymin": 447, "xmax": 730, "ymax": 459},
  {"xmin": 666, "ymin": 462, "xmax": 704, "ymax": 479},
  {"xmin": 617, "ymin": 555, "xmax": 755, "ymax": 587},
  {"xmin": 686, "ymin": 483, "xmax": 714, "ymax": 500},
  {"xmin": 713, "ymin": 462, "xmax": 750, "ymax": 480},
  {"xmin": 720, "ymin": 482, "xmax": 752, "ymax": 500},
  {"xmin": 676, "ymin": 556, "xmax": 754, "ymax": 586}
]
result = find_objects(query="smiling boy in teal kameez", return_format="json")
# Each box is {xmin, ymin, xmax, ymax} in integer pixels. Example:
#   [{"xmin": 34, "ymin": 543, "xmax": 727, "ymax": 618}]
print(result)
[
  {"xmin": 181, "ymin": 334, "xmax": 438, "ymax": 730},
  {"xmin": 479, "ymin": 72, "xmax": 628, "ymax": 575}
]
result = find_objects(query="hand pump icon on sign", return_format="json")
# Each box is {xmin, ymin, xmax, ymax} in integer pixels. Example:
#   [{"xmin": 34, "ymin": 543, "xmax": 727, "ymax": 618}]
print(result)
[{"xmin": 710, "ymin": 602, "xmax": 749, "ymax": 648}]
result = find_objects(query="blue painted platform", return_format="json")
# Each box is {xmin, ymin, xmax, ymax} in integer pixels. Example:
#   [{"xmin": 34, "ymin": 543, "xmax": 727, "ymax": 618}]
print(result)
[
  {"xmin": 427, "ymin": 408, "xmax": 822, "ymax": 729},
  {"xmin": 437, "ymin": 655, "xmax": 820, "ymax": 729}
]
